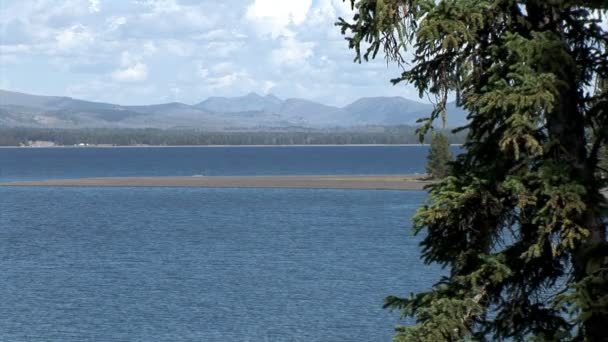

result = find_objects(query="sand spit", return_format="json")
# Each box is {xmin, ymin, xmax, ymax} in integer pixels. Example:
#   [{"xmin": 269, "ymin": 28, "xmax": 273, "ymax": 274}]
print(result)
[{"xmin": 0, "ymin": 175, "xmax": 432, "ymax": 191}]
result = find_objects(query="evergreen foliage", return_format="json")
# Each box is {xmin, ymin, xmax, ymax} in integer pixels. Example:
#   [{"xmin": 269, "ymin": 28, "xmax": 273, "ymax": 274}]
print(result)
[
  {"xmin": 426, "ymin": 132, "xmax": 453, "ymax": 179},
  {"xmin": 0, "ymin": 127, "xmax": 465, "ymax": 146},
  {"xmin": 338, "ymin": 0, "xmax": 608, "ymax": 340}
]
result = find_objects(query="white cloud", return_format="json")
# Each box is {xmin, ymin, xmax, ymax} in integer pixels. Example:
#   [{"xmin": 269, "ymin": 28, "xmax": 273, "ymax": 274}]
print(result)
[
  {"xmin": 207, "ymin": 72, "xmax": 249, "ymax": 90},
  {"xmin": 0, "ymin": 54, "xmax": 18, "ymax": 64},
  {"xmin": 0, "ymin": 0, "xmax": 421, "ymax": 106},
  {"xmin": 271, "ymin": 35, "xmax": 314, "ymax": 67},
  {"xmin": 107, "ymin": 16, "xmax": 127, "ymax": 31},
  {"xmin": 88, "ymin": 0, "xmax": 100, "ymax": 13},
  {"xmin": 119, "ymin": 51, "xmax": 139, "ymax": 66},
  {"xmin": 136, "ymin": 0, "xmax": 181, "ymax": 13},
  {"xmin": 111, "ymin": 62, "xmax": 148, "ymax": 82},
  {"xmin": 204, "ymin": 41, "xmax": 244, "ymax": 57},
  {"xmin": 210, "ymin": 62, "xmax": 235, "ymax": 74},
  {"xmin": 308, "ymin": 0, "xmax": 354, "ymax": 24},
  {"xmin": 55, "ymin": 24, "xmax": 94, "ymax": 50},
  {"xmin": 0, "ymin": 78, "xmax": 11, "ymax": 90},
  {"xmin": 164, "ymin": 40, "xmax": 196, "ymax": 57},
  {"xmin": 211, "ymin": 73, "xmax": 240, "ymax": 89},
  {"xmin": 0, "ymin": 44, "xmax": 31, "ymax": 54},
  {"xmin": 195, "ymin": 62, "xmax": 264, "ymax": 92},
  {"xmin": 198, "ymin": 68, "xmax": 209, "ymax": 78},
  {"xmin": 109, "ymin": 46, "xmax": 157, "ymax": 82},
  {"xmin": 196, "ymin": 29, "xmax": 227, "ymax": 40},
  {"xmin": 169, "ymin": 86, "xmax": 181, "ymax": 101},
  {"xmin": 127, "ymin": 0, "xmax": 216, "ymax": 38},
  {"xmin": 143, "ymin": 41, "xmax": 158, "ymax": 55},
  {"xmin": 195, "ymin": 29, "xmax": 247, "ymax": 41},
  {"xmin": 261, "ymin": 80, "xmax": 276, "ymax": 94},
  {"xmin": 246, "ymin": 0, "xmax": 312, "ymax": 38},
  {"xmin": 66, "ymin": 79, "xmax": 157, "ymax": 104},
  {"xmin": 0, "ymin": 19, "xmax": 34, "ymax": 45},
  {"xmin": 330, "ymin": 0, "xmax": 355, "ymax": 17}
]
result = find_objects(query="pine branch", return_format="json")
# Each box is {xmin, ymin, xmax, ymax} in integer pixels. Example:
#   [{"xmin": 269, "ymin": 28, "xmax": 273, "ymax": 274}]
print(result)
[{"xmin": 461, "ymin": 285, "xmax": 487, "ymax": 328}]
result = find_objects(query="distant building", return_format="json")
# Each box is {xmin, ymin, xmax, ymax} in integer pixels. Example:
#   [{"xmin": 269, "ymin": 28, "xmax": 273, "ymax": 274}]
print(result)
[{"xmin": 26, "ymin": 140, "xmax": 55, "ymax": 147}]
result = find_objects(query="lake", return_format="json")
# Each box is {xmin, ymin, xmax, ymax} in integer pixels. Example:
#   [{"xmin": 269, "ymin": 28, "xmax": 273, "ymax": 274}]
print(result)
[
  {"xmin": 0, "ymin": 146, "xmax": 442, "ymax": 341},
  {"xmin": 0, "ymin": 146, "xmax": 454, "ymax": 181}
]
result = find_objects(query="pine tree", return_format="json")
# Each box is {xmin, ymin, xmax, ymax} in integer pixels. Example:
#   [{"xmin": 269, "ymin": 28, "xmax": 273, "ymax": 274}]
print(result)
[
  {"xmin": 426, "ymin": 132, "xmax": 453, "ymax": 179},
  {"xmin": 338, "ymin": 1, "xmax": 608, "ymax": 340}
]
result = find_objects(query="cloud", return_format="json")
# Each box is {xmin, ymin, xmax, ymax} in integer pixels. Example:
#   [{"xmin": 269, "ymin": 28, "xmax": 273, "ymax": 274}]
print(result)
[
  {"xmin": 163, "ymin": 40, "xmax": 196, "ymax": 57},
  {"xmin": 196, "ymin": 61, "xmax": 250, "ymax": 90},
  {"xmin": 195, "ymin": 61, "xmax": 278, "ymax": 95},
  {"xmin": 109, "ymin": 47, "xmax": 156, "ymax": 82},
  {"xmin": 143, "ymin": 41, "xmax": 158, "ymax": 55},
  {"xmin": 204, "ymin": 41, "xmax": 244, "ymax": 57},
  {"xmin": 198, "ymin": 68, "xmax": 209, "ymax": 78},
  {"xmin": 55, "ymin": 24, "xmax": 94, "ymax": 50},
  {"xmin": 26, "ymin": 0, "xmax": 99, "ymax": 28},
  {"xmin": 0, "ymin": 20, "xmax": 33, "ymax": 45},
  {"xmin": 195, "ymin": 29, "xmax": 247, "ymax": 41},
  {"xmin": 123, "ymin": 0, "xmax": 216, "ymax": 38},
  {"xmin": 209, "ymin": 73, "xmax": 242, "ymax": 89},
  {"xmin": 106, "ymin": 16, "xmax": 127, "ymax": 31},
  {"xmin": 271, "ymin": 35, "xmax": 314, "ymax": 67},
  {"xmin": 261, "ymin": 80, "xmax": 276, "ymax": 94},
  {"xmin": 246, "ymin": 0, "xmax": 312, "ymax": 38},
  {"xmin": 66, "ymin": 79, "xmax": 157, "ymax": 104},
  {"xmin": 202, "ymin": 71, "xmax": 252, "ymax": 90},
  {"xmin": 308, "ymin": 0, "xmax": 354, "ymax": 25},
  {"xmin": 209, "ymin": 62, "xmax": 236, "ymax": 74},
  {"xmin": 135, "ymin": 0, "xmax": 181, "ymax": 13},
  {"xmin": 0, "ymin": 44, "xmax": 31, "ymax": 54},
  {"xmin": 111, "ymin": 62, "xmax": 148, "ymax": 82},
  {"xmin": 88, "ymin": 0, "xmax": 100, "ymax": 13},
  {"xmin": 0, "ymin": 0, "xmax": 422, "ymax": 106}
]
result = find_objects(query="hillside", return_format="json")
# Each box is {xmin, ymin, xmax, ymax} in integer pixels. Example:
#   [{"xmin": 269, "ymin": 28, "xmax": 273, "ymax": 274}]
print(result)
[{"xmin": 0, "ymin": 89, "xmax": 468, "ymax": 129}]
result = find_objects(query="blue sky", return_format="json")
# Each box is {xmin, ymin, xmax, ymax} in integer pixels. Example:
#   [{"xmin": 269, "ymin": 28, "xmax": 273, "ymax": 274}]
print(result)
[{"xmin": 0, "ymin": 0, "xmax": 422, "ymax": 106}]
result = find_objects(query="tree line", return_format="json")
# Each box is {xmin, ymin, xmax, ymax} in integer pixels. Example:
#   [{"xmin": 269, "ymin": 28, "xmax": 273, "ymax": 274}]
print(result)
[{"xmin": 0, "ymin": 127, "xmax": 466, "ymax": 146}]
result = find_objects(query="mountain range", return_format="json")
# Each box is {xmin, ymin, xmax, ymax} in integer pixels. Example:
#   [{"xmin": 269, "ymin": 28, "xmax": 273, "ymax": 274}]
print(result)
[{"xmin": 0, "ymin": 89, "xmax": 468, "ymax": 130}]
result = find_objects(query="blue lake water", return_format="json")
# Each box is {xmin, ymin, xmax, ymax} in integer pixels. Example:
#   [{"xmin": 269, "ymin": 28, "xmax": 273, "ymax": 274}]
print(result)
[
  {"xmin": 0, "ymin": 146, "xmax": 442, "ymax": 341},
  {"xmin": 0, "ymin": 146, "xmax": 452, "ymax": 181}
]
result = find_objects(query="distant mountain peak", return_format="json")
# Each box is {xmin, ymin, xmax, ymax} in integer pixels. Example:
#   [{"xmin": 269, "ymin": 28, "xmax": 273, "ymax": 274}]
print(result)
[
  {"xmin": 195, "ymin": 92, "xmax": 283, "ymax": 114},
  {"xmin": 241, "ymin": 92, "xmax": 282, "ymax": 101},
  {"xmin": 0, "ymin": 89, "xmax": 468, "ymax": 129}
]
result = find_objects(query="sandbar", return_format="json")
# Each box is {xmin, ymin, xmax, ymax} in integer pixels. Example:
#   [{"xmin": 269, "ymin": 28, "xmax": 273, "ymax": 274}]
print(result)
[{"xmin": 0, "ymin": 175, "xmax": 432, "ymax": 191}]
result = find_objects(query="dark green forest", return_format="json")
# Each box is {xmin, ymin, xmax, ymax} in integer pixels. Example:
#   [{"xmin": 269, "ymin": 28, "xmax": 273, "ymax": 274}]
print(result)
[{"xmin": 0, "ymin": 126, "xmax": 466, "ymax": 146}]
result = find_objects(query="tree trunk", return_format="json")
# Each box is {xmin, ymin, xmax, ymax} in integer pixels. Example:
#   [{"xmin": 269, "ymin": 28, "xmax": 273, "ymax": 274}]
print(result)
[
  {"xmin": 547, "ymin": 66, "xmax": 608, "ymax": 342},
  {"xmin": 525, "ymin": 3, "xmax": 608, "ymax": 337}
]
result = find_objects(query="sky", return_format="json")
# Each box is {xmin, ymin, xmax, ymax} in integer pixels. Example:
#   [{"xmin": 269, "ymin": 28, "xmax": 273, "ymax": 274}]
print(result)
[{"xmin": 0, "ymin": 0, "xmax": 421, "ymax": 106}]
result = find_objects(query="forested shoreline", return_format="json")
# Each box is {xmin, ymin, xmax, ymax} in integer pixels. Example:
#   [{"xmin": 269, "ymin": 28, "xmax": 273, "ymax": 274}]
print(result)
[{"xmin": 0, "ymin": 127, "xmax": 466, "ymax": 146}]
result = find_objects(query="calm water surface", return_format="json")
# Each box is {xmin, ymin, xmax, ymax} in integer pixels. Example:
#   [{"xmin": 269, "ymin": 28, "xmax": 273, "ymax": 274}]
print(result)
[
  {"xmin": 0, "ymin": 147, "xmax": 441, "ymax": 341},
  {"xmin": 0, "ymin": 146, "xmax": 450, "ymax": 181}
]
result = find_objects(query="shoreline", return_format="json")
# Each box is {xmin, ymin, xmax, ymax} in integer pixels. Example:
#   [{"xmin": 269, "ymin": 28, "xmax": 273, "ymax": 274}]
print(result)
[
  {"xmin": 0, "ymin": 144, "xmax": 466, "ymax": 149},
  {"xmin": 0, "ymin": 144, "xmax": 439, "ymax": 148},
  {"xmin": 0, "ymin": 175, "xmax": 433, "ymax": 191}
]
